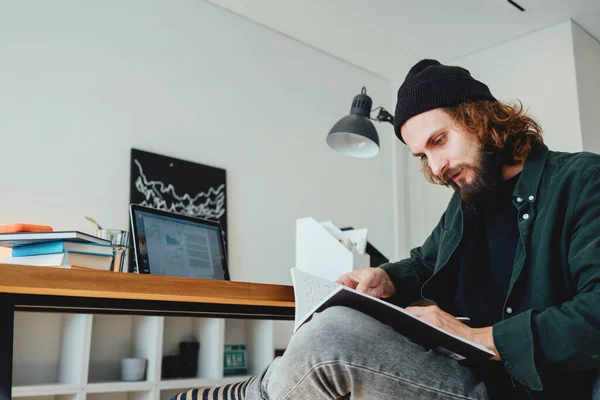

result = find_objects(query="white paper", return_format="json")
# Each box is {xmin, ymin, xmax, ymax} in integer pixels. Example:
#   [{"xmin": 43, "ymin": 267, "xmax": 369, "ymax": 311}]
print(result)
[
  {"xmin": 291, "ymin": 267, "xmax": 340, "ymax": 331},
  {"xmin": 318, "ymin": 221, "xmax": 344, "ymax": 242},
  {"xmin": 340, "ymin": 228, "xmax": 368, "ymax": 254}
]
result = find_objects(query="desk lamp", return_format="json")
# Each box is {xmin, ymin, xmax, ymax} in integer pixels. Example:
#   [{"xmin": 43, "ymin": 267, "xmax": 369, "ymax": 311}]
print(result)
[{"xmin": 326, "ymin": 87, "xmax": 395, "ymax": 158}]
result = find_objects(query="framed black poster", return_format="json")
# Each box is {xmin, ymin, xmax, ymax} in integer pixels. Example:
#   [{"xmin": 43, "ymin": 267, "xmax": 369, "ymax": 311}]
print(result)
[{"xmin": 129, "ymin": 149, "xmax": 228, "ymax": 260}]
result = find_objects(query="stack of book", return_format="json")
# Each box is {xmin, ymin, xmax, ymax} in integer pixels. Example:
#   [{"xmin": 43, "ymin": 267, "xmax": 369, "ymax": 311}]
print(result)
[{"xmin": 0, "ymin": 231, "xmax": 114, "ymax": 271}]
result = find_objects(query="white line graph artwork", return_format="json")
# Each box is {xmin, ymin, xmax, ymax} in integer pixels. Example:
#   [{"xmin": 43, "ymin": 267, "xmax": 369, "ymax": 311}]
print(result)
[
  {"xmin": 133, "ymin": 159, "xmax": 226, "ymax": 220},
  {"xmin": 129, "ymin": 149, "xmax": 228, "ymax": 259}
]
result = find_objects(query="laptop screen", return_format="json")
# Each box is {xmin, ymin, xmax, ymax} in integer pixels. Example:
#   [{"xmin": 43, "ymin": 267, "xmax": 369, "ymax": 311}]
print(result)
[{"xmin": 130, "ymin": 205, "xmax": 229, "ymax": 280}]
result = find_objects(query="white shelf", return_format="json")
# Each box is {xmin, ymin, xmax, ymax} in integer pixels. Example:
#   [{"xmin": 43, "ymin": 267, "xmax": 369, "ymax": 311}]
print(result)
[
  {"xmin": 85, "ymin": 381, "xmax": 154, "ymax": 393},
  {"xmin": 11, "ymin": 383, "xmax": 81, "ymax": 397},
  {"xmin": 12, "ymin": 313, "xmax": 277, "ymax": 399},
  {"xmin": 87, "ymin": 391, "xmax": 153, "ymax": 400},
  {"xmin": 14, "ymin": 395, "xmax": 81, "ymax": 400}
]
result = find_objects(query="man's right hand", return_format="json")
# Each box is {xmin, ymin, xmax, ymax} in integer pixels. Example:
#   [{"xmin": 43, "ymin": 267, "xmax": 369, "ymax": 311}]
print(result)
[{"xmin": 335, "ymin": 268, "xmax": 396, "ymax": 299}]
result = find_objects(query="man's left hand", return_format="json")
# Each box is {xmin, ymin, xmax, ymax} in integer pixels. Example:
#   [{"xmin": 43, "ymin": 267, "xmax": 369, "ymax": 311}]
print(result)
[{"xmin": 405, "ymin": 305, "xmax": 501, "ymax": 361}]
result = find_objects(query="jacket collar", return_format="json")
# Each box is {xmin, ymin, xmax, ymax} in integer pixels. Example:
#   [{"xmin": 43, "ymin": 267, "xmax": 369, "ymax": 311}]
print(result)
[{"xmin": 512, "ymin": 143, "xmax": 549, "ymax": 204}]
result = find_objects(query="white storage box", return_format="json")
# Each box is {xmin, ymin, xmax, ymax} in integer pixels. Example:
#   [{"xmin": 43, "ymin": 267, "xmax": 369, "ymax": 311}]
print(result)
[{"xmin": 295, "ymin": 217, "xmax": 370, "ymax": 282}]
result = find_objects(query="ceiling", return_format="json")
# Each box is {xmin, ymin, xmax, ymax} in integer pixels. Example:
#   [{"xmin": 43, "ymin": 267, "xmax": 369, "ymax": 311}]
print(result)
[{"xmin": 206, "ymin": 0, "xmax": 600, "ymax": 80}]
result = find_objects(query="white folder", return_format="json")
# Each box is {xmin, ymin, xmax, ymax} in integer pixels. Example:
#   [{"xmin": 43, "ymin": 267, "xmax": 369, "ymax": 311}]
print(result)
[{"xmin": 295, "ymin": 217, "xmax": 370, "ymax": 282}]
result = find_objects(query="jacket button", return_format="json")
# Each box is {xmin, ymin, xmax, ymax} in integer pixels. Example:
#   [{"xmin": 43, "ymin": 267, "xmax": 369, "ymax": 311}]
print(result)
[
  {"xmin": 506, "ymin": 307, "xmax": 513, "ymax": 314},
  {"xmin": 528, "ymin": 195, "xmax": 535, "ymax": 201},
  {"xmin": 522, "ymin": 213, "xmax": 530, "ymax": 220},
  {"xmin": 516, "ymin": 197, "xmax": 523, "ymax": 202}
]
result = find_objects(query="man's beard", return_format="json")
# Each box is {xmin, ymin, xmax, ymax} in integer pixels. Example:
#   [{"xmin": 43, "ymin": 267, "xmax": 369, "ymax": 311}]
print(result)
[{"xmin": 441, "ymin": 145, "xmax": 503, "ymax": 211}]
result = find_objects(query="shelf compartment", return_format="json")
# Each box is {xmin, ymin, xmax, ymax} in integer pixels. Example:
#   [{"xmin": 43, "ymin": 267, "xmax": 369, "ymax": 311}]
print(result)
[
  {"xmin": 161, "ymin": 317, "xmax": 224, "ymax": 380},
  {"xmin": 224, "ymin": 319, "xmax": 274, "ymax": 376},
  {"xmin": 13, "ymin": 312, "xmax": 91, "ymax": 386},
  {"xmin": 11, "ymin": 383, "xmax": 81, "ymax": 397},
  {"xmin": 88, "ymin": 315, "xmax": 162, "ymax": 383}
]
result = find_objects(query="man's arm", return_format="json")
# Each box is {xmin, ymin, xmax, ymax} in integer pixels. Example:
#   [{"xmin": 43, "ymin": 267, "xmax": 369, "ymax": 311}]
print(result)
[
  {"xmin": 378, "ymin": 211, "xmax": 447, "ymax": 307},
  {"xmin": 336, "ymin": 207, "xmax": 449, "ymax": 306}
]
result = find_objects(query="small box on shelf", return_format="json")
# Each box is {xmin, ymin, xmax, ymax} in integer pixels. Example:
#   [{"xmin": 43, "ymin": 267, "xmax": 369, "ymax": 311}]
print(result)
[
  {"xmin": 223, "ymin": 345, "xmax": 247, "ymax": 376},
  {"xmin": 160, "ymin": 341, "xmax": 199, "ymax": 379}
]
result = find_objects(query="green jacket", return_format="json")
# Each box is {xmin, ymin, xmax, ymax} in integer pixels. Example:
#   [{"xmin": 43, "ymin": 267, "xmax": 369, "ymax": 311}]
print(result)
[{"xmin": 380, "ymin": 144, "xmax": 600, "ymax": 398}]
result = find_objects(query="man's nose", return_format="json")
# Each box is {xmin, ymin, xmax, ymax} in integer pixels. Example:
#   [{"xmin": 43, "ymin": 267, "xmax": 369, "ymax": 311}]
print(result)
[{"xmin": 429, "ymin": 156, "xmax": 448, "ymax": 176}]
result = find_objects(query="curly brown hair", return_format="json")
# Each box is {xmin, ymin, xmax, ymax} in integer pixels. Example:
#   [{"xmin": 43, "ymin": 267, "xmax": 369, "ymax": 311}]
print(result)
[{"xmin": 421, "ymin": 100, "xmax": 544, "ymax": 184}]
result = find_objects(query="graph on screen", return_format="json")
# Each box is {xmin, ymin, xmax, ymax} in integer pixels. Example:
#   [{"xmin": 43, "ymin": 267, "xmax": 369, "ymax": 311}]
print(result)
[{"xmin": 166, "ymin": 234, "xmax": 181, "ymax": 246}]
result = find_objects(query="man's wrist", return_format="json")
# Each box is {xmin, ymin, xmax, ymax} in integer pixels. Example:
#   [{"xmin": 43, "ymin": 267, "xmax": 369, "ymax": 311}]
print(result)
[
  {"xmin": 377, "ymin": 268, "xmax": 397, "ymax": 298},
  {"xmin": 472, "ymin": 326, "xmax": 501, "ymax": 361}
]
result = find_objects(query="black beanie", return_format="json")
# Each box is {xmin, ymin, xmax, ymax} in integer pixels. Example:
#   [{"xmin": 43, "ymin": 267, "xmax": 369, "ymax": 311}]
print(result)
[{"xmin": 394, "ymin": 59, "xmax": 497, "ymax": 144}]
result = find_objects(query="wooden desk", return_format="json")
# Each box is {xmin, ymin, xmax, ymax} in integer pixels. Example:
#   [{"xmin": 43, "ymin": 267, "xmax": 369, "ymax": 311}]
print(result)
[{"xmin": 0, "ymin": 264, "xmax": 295, "ymax": 399}]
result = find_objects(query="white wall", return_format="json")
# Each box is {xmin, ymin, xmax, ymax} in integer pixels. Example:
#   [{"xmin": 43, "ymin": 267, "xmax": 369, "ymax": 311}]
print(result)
[
  {"xmin": 572, "ymin": 22, "xmax": 600, "ymax": 155},
  {"xmin": 0, "ymin": 0, "xmax": 395, "ymax": 348},
  {"xmin": 394, "ymin": 20, "xmax": 586, "ymax": 250},
  {"xmin": 0, "ymin": 0, "xmax": 395, "ymax": 283}
]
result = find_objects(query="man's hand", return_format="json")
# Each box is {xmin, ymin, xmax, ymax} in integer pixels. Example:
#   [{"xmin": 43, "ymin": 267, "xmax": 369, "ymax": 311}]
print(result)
[
  {"xmin": 405, "ymin": 305, "xmax": 501, "ymax": 361},
  {"xmin": 336, "ymin": 268, "xmax": 396, "ymax": 299}
]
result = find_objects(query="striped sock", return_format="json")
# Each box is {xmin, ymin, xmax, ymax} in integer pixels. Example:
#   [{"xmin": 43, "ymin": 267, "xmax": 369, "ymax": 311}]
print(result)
[{"xmin": 171, "ymin": 376, "xmax": 257, "ymax": 400}]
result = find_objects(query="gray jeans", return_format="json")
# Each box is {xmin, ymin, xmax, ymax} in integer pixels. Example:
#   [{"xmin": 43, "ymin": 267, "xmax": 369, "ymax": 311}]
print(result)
[{"xmin": 246, "ymin": 306, "xmax": 490, "ymax": 400}]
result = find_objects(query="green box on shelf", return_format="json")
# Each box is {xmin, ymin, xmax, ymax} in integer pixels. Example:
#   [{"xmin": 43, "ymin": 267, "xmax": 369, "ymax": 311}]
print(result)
[{"xmin": 224, "ymin": 344, "xmax": 247, "ymax": 376}]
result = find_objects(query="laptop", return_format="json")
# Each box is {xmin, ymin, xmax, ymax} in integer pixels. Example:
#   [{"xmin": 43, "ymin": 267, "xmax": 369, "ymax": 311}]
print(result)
[{"xmin": 129, "ymin": 204, "xmax": 230, "ymax": 280}]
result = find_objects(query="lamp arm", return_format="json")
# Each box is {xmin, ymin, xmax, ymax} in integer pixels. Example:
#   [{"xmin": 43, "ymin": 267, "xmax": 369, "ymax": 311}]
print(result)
[{"xmin": 375, "ymin": 108, "xmax": 395, "ymax": 125}]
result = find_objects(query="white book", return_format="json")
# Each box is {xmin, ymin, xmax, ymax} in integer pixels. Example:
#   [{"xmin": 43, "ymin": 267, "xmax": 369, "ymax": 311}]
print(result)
[
  {"xmin": 291, "ymin": 267, "xmax": 495, "ymax": 361},
  {"xmin": 0, "ymin": 231, "xmax": 110, "ymax": 248}
]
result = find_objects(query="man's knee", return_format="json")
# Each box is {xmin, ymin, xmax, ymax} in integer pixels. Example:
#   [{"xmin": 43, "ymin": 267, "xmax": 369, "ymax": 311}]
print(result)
[
  {"xmin": 287, "ymin": 306, "xmax": 379, "ymax": 355},
  {"xmin": 295, "ymin": 306, "xmax": 364, "ymax": 337},
  {"xmin": 263, "ymin": 307, "xmax": 376, "ymax": 397}
]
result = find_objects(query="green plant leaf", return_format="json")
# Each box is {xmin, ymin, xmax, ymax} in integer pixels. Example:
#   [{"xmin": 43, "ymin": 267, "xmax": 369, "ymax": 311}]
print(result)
[{"xmin": 84, "ymin": 216, "xmax": 102, "ymax": 230}]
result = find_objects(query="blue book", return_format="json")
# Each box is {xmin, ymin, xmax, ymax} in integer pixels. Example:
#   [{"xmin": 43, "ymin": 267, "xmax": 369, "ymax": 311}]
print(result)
[{"xmin": 12, "ymin": 241, "xmax": 113, "ymax": 257}]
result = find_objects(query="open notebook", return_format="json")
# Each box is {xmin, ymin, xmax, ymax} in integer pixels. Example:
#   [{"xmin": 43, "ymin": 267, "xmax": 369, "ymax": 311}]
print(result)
[{"xmin": 291, "ymin": 267, "xmax": 495, "ymax": 362}]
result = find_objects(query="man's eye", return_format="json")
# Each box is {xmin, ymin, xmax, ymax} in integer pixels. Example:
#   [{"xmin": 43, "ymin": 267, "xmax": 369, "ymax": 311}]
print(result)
[
  {"xmin": 435, "ymin": 134, "xmax": 446, "ymax": 145},
  {"xmin": 420, "ymin": 155, "xmax": 427, "ymax": 161}
]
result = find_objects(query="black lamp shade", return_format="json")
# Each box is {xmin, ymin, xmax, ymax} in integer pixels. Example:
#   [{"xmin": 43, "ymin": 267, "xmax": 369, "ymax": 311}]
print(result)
[
  {"xmin": 326, "ymin": 89, "xmax": 380, "ymax": 158},
  {"xmin": 326, "ymin": 114, "xmax": 380, "ymax": 158}
]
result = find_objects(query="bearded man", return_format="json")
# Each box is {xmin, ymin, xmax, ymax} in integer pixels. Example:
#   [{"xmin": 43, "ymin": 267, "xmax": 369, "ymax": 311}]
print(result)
[{"xmin": 173, "ymin": 60, "xmax": 600, "ymax": 400}]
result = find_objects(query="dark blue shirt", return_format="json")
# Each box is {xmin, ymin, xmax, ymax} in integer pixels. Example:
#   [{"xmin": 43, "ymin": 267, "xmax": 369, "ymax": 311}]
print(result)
[
  {"xmin": 454, "ymin": 173, "xmax": 523, "ymax": 399},
  {"xmin": 454, "ymin": 173, "xmax": 521, "ymax": 328}
]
